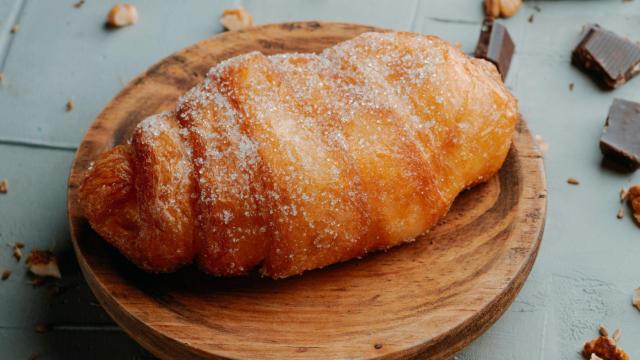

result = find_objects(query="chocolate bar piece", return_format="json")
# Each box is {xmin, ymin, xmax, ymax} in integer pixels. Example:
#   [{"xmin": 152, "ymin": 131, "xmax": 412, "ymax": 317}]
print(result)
[
  {"xmin": 600, "ymin": 98, "xmax": 640, "ymax": 169},
  {"xmin": 572, "ymin": 25, "xmax": 640, "ymax": 89},
  {"xmin": 474, "ymin": 18, "xmax": 515, "ymax": 81}
]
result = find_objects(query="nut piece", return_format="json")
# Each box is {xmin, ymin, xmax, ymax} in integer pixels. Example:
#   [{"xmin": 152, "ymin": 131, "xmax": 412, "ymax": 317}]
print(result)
[
  {"xmin": 106, "ymin": 4, "xmax": 138, "ymax": 28},
  {"xmin": 583, "ymin": 325, "xmax": 629, "ymax": 360},
  {"xmin": 220, "ymin": 8, "xmax": 253, "ymax": 31},
  {"xmin": 620, "ymin": 188, "xmax": 628, "ymax": 202},
  {"xmin": 633, "ymin": 288, "xmax": 640, "ymax": 311},
  {"xmin": 484, "ymin": 0, "xmax": 522, "ymax": 18},
  {"xmin": 12, "ymin": 243, "xmax": 23, "ymax": 261},
  {"xmin": 26, "ymin": 250, "xmax": 61, "ymax": 279},
  {"xmin": 626, "ymin": 185, "xmax": 640, "ymax": 223},
  {"xmin": 598, "ymin": 324, "xmax": 609, "ymax": 337},
  {"xmin": 567, "ymin": 177, "xmax": 580, "ymax": 185}
]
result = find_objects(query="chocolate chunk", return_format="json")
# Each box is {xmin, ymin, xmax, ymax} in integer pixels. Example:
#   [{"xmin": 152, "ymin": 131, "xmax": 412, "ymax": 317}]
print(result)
[
  {"xmin": 572, "ymin": 24, "xmax": 640, "ymax": 89},
  {"xmin": 600, "ymin": 98, "xmax": 640, "ymax": 170},
  {"xmin": 474, "ymin": 18, "xmax": 515, "ymax": 81}
]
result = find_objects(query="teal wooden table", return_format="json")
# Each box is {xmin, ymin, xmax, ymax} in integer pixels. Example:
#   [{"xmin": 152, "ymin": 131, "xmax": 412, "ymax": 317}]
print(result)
[{"xmin": 1, "ymin": 1, "xmax": 639, "ymax": 359}]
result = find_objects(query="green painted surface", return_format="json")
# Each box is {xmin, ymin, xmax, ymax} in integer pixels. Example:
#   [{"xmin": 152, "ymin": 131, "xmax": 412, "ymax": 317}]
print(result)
[{"xmin": 1, "ymin": 0, "xmax": 639, "ymax": 359}]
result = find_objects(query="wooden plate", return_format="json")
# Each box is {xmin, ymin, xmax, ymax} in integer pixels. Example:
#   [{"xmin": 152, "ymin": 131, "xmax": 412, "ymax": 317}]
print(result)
[{"xmin": 67, "ymin": 22, "xmax": 547, "ymax": 360}]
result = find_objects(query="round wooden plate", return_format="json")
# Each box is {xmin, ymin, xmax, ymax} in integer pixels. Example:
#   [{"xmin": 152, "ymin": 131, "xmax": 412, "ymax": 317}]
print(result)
[{"xmin": 67, "ymin": 22, "xmax": 547, "ymax": 360}]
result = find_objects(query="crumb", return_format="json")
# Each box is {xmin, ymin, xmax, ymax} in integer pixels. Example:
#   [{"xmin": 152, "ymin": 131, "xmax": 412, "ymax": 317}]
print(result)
[
  {"xmin": 220, "ymin": 8, "xmax": 253, "ymax": 31},
  {"xmin": 534, "ymin": 135, "xmax": 549, "ymax": 155},
  {"xmin": 567, "ymin": 177, "xmax": 580, "ymax": 185},
  {"xmin": 10, "ymin": 25, "xmax": 19, "ymax": 33},
  {"xmin": 26, "ymin": 250, "xmax": 61, "ymax": 279},
  {"xmin": 616, "ymin": 207, "xmax": 624, "ymax": 219},
  {"xmin": 528, "ymin": 14, "xmax": 534, "ymax": 23},
  {"xmin": 66, "ymin": 99, "xmax": 74, "ymax": 112},
  {"xmin": 1, "ymin": 270, "xmax": 10, "ymax": 281},
  {"xmin": 626, "ymin": 185, "xmax": 640, "ymax": 223},
  {"xmin": 34, "ymin": 323, "xmax": 49, "ymax": 333},
  {"xmin": 534, "ymin": 4, "xmax": 541, "ymax": 11},
  {"xmin": 633, "ymin": 288, "xmax": 640, "ymax": 310},
  {"xmin": 569, "ymin": 82, "xmax": 575, "ymax": 91},
  {"xmin": 73, "ymin": 0, "xmax": 85, "ymax": 8},
  {"xmin": 0, "ymin": 178, "xmax": 7, "ymax": 193},
  {"xmin": 583, "ymin": 325, "xmax": 629, "ymax": 360},
  {"xmin": 0, "ymin": 72, "xmax": 4, "ymax": 82},
  {"xmin": 620, "ymin": 188, "xmax": 628, "ymax": 202},
  {"xmin": 13, "ymin": 246, "xmax": 22, "ymax": 261},
  {"xmin": 599, "ymin": 324, "xmax": 609, "ymax": 337},
  {"xmin": 106, "ymin": 4, "xmax": 138, "ymax": 27},
  {"xmin": 374, "ymin": 343, "xmax": 383, "ymax": 349},
  {"xmin": 612, "ymin": 329, "xmax": 621, "ymax": 342}
]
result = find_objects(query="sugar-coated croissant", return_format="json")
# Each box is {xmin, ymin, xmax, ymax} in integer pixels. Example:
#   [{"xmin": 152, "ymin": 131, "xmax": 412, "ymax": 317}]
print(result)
[{"xmin": 79, "ymin": 32, "xmax": 518, "ymax": 278}]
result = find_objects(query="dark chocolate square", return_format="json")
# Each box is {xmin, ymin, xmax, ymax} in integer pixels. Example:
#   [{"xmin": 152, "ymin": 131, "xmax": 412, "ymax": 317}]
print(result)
[
  {"xmin": 572, "ymin": 25, "xmax": 640, "ymax": 90},
  {"xmin": 600, "ymin": 98, "xmax": 640, "ymax": 169},
  {"xmin": 474, "ymin": 18, "xmax": 515, "ymax": 81}
]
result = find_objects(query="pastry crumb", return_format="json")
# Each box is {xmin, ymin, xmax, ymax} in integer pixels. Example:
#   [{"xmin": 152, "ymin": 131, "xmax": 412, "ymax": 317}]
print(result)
[
  {"xmin": 26, "ymin": 250, "xmax": 61, "ymax": 279},
  {"xmin": 10, "ymin": 25, "xmax": 19, "ymax": 34},
  {"xmin": 633, "ymin": 288, "xmax": 640, "ymax": 311},
  {"xmin": 73, "ymin": 0, "xmax": 85, "ymax": 8},
  {"xmin": 66, "ymin": 99, "xmax": 75, "ymax": 112},
  {"xmin": 0, "ymin": 178, "xmax": 8, "ymax": 193},
  {"xmin": 220, "ymin": 8, "xmax": 253, "ymax": 31},
  {"xmin": 567, "ymin": 177, "xmax": 580, "ymax": 185},
  {"xmin": 1, "ymin": 270, "xmax": 10, "ymax": 281},
  {"xmin": 569, "ymin": 82, "xmax": 575, "ymax": 91},
  {"xmin": 528, "ymin": 14, "xmax": 535, "ymax": 23},
  {"xmin": 106, "ymin": 4, "xmax": 138, "ymax": 27},
  {"xmin": 616, "ymin": 207, "xmax": 624, "ymax": 219}
]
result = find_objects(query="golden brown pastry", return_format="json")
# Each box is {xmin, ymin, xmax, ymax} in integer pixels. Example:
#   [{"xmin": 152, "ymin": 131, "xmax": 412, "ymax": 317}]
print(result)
[{"xmin": 79, "ymin": 32, "xmax": 518, "ymax": 278}]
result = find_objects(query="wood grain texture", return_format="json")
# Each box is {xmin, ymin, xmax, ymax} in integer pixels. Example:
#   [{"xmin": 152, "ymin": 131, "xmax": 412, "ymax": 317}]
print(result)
[{"xmin": 66, "ymin": 22, "xmax": 547, "ymax": 360}]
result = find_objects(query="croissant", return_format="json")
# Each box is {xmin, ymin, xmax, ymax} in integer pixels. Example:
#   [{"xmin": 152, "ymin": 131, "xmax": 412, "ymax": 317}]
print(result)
[{"xmin": 79, "ymin": 32, "xmax": 518, "ymax": 278}]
